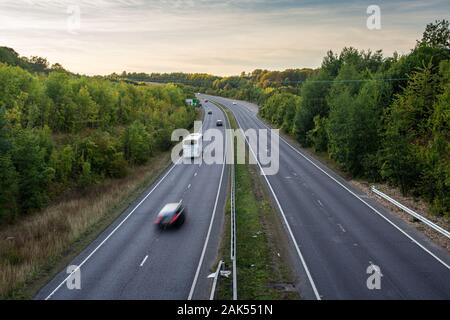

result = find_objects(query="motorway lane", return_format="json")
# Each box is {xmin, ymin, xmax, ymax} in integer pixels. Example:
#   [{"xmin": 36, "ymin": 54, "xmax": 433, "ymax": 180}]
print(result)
[
  {"xmin": 206, "ymin": 94, "xmax": 450, "ymax": 299},
  {"xmin": 35, "ymin": 101, "xmax": 228, "ymax": 300}
]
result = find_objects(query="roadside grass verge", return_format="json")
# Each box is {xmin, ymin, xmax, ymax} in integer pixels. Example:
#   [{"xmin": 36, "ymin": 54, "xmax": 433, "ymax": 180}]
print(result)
[
  {"xmin": 0, "ymin": 107, "xmax": 203, "ymax": 299},
  {"xmin": 213, "ymin": 101, "xmax": 299, "ymax": 300},
  {"xmin": 0, "ymin": 152, "xmax": 173, "ymax": 299}
]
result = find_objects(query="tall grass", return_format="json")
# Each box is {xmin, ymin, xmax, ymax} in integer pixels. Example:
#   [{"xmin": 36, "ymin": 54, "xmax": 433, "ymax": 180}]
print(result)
[
  {"xmin": 214, "ymin": 101, "xmax": 299, "ymax": 300},
  {"xmin": 0, "ymin": 152, "xmax": 171, "ymax": 298}
]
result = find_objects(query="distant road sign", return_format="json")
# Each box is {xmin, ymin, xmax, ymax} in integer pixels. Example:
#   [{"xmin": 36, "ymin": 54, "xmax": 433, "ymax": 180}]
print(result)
[{"xmin": 185, "ymin": 98, "xmax": 200, "ymax": 106}]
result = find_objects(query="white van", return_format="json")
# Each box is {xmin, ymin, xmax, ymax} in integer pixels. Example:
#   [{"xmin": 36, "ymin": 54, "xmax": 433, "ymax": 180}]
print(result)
[{"xmin": 183, "ymin": 133, "xmax": 203, "ymax": 158}]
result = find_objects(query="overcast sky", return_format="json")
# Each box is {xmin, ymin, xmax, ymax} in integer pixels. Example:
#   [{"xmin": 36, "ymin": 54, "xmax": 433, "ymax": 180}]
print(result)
[{"xmin": 0, "ymin": 0, "xmax": 449, "ymax": 76}]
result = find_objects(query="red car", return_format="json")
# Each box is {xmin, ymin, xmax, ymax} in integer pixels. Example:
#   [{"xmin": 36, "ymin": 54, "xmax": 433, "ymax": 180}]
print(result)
[{"xmin": 154, "ymin": 202, "xmax": 186, "ymax": 228}]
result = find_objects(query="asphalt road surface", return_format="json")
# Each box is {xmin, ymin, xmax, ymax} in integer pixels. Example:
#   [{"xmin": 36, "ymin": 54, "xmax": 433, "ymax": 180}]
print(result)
[
  {"xmin": 35, "ymin": 101, "xmax": 229, "ymax": 300},
  {"xmin": 205, "ymin": 94, "xmax": 450, "ymax": 300}
]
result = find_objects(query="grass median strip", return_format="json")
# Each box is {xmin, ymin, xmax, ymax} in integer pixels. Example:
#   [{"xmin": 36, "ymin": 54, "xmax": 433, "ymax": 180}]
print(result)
[{"xmin": 213, "ymin": 101, "xmax": 299, "ymax": 300}]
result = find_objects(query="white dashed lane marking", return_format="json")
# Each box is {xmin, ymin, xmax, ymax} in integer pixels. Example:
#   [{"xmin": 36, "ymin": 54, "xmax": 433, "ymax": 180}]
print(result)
[{"xmin": 139, "ymin": 255, "xmax": 149, "ymax": 267}]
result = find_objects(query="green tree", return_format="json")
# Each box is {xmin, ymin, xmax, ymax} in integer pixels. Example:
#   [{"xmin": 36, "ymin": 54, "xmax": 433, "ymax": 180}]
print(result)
[
  {"xmin": 50, "ymin": 145, "xmax": 75, "ymax": 184},
  {"xmin": 306, "ymin": 115, "xmax": 328, "ymax": 152},
  {"xmin": 327, "ymin": 80, "xmax": 383, "ymax": 177},
  {"xmin": 420, "ymin": 61, "xmax": 450, "ymax": 215},
  {"xmin": 28, "ymin": 56, "xmax": 49, "ymax": 73},
  {"xmin": 11, "ymin": 129, "xmax": 54, "ymax": 213},
  {"xmin": 0, "ymin": 154, "xmax": 19, "ymax": 222},
  {"xmin": 123, "ymin": 121, "xmax": 152, "ymax": 164},
  {"xmin": 418, "ymin": 19, "xmax": 450, "ymax": 49},
  {"xmin": 45, "ymin": 71, "xmax": 76, "ymax": 132},
  {"xmin": 260, "ymin": 93, "xmax": 300, "ymax": 133},
  {"xmin": 381, "ymin": 63, "xmax": 439, "ymax": 194},
  {"xmin": 294, "ymin": 70, "xmax": 332, "ymax": 145}
]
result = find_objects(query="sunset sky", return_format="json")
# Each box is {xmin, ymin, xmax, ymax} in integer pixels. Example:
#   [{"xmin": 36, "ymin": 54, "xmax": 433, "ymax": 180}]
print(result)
[{"xmin": 1, "ymin": 0, "xmax": 449, "ymax": 76}]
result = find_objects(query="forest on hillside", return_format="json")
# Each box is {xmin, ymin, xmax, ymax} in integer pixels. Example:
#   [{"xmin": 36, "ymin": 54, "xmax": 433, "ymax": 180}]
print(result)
[
  {"xmin": 2, "ymin": 19, "xmax": 448, "ymax": 221},
  {"xmin": 0, "ymin": 54, "xmax": 196, "ymax": 224},
  {"xmin": 235, "ymin": 20, "xmax": 450, "ymax": 217},
  {"xmin": 121, "ymin": 20, "xmax": 450, "ymax": 217}
]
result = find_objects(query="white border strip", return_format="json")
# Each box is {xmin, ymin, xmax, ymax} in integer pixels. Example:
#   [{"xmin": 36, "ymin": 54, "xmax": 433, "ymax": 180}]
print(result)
[
  {"xmin": 216, "ymin": 100, "xmax": 321, "ymax": 300},
  {"xmin": 234, "ymin": 99, "xmax": 450, "ymax": 270},
  {"xmin": 45, "ymin": 157, "xmax": 182, "ymax": 300},
  {"xmin": 220, "ymin": 103, "xmax": 238, "ymax": 300},
  {"xmin": 45, "ymin": 113, "xmax": 207, "ymax": 300},
  {"xmin": 231, "ymin": 164, "xmax": 238, "ymax": 300},
  {"xmin": 209, "ymin": 260, "xmax": 224, "ymax": 300},
  {"xmin": 188, "ymin": 101, "xmax": 228, "ymax": 300}
]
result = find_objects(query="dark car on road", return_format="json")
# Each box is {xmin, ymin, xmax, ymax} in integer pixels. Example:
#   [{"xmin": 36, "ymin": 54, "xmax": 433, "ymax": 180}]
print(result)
[
  {"xmin": 216, "ymin": 120, "xmax": 223, "ymax": 126},
  {"xmin": 154, "ymin": 202, "xmax": 186, "ymax": 229},
  {"xmin": 208, "ymin": 110, "xmax": 212, "ymax": 115}
]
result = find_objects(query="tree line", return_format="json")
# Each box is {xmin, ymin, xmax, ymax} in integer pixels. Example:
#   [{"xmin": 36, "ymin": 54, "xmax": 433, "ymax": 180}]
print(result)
[
  {"xmin": 0, "ymin": 46, "xmax": 65, "ymax": 74},
  {"xmin": 0, "ymin": 60, "xmax": 196, "ymax": 223},
  {"xmin": 263, "ymin": 20, "xmax": 450, "ymax": 217},
  {"xmin": 118, "ymin": 68, "xmax": 316, "ymax": 99},
  {"xmin": 199, "ymin": 20, "xmax": 450, "ymax": 217}
]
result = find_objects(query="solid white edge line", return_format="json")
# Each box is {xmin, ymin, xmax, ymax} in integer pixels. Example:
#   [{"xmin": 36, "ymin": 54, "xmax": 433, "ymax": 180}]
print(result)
[
  {"xmin": 45, "ymin": 157, "xmax": 182, "ymax": 300},
  {"xmin": 44, "ymin": 117, "xmax": 208, "ymax": 300},
  {"xmin": 214, "ymin": 98, "xmax": 321, "ymax": 300},
  {"xmin": 140, "ymin": 255, "xmax": 149, "ymax": 267},
  {"xmin": 209, "ymin": 260, "xmax": 224, "ymax": 300},
  {"xmin": 223, "ymin": 108, "xmax": 238, "ymax": 301},
  {"xmin": 231, "ymin": 97, "xmax": 450, "ymax": 270},
  {"xmin": 187, "ymin": 102, "xmax": 228, "ymax": 300},
  {"xmin": 231, "ymin": 165, "xmax": 238, "ymax": 301}
]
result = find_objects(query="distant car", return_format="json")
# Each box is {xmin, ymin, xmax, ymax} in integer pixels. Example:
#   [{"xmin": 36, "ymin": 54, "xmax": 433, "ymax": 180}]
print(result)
[
  {"xmin": 216, "ymin": 120, "xmax": 223, "ymax": 126},
  {"xmin": 232, "ymin": 102, "xmax": 237, "ymax": 105},
  {"xmin": 154, "ymin": 202, "xmax": 186, "ymax": 228},
  {"xmin": 204, "ymin": 99, "xmax": 209, "ymax": 103},
  {"xmin": 208, "ymin": 110, "xmax": 212, "ymax": 115}
]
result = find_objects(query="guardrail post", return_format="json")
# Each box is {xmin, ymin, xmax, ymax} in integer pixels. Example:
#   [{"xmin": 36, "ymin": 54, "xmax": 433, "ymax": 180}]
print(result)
[{"xmin": 371, "ymin": 186, "xmax": 450, "ymax": 239}]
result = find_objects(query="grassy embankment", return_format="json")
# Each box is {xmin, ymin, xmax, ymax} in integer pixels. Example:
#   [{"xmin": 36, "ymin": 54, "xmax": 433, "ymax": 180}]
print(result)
[
  {"xmin": 213, "ymin": 101, "xmax": 299, "ymax": 300},
  {"xmin": 0, "ymin": 110, "xmax": 203, "ymax": 299}
]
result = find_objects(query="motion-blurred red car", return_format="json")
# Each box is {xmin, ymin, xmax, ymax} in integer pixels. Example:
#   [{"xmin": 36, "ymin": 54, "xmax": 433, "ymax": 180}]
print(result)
[{"xmin": 154, "ymin": 202, "xmax": 186, "ymax": 229}]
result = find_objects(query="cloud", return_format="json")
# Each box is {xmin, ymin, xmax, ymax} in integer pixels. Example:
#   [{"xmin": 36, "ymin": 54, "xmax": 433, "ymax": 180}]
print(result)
[{"xmin": 0, "ymin": 0, "xmax": 449, "ymax": 75}]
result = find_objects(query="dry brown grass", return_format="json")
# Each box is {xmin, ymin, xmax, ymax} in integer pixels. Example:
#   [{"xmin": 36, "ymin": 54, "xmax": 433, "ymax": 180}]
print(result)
[
  {"xmin": 0, "ymin": 152, "xmax": 171, "ymax": 299},
  {"xmin": 351, "ymin": 180, "xmax": 450, "ymax": 251}
]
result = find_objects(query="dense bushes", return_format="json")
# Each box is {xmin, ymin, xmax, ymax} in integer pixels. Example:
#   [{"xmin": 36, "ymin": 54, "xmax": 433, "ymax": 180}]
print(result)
[
  {"xmin": 189, "ymin": 20, "xmax": 450, "ymax": 217},
  {"xmin": 0, "ymin": 64, "xmax": 196, "ymax": 223},
  {"xmin": 381, "ymin": 61, "xmax": 450, "ymax": 214},
  {"xmin": 260, "ymin": 93, "xmax": 300, "ymax": 133},
  {"xmin": 258, "ymin": 20, "xmax": 450, "ymax": 216}
]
